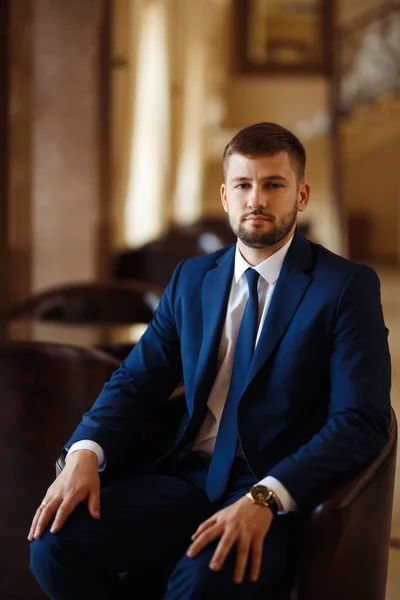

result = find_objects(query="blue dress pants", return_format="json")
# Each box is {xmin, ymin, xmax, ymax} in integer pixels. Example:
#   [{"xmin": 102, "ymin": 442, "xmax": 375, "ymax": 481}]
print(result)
[{"xmin": 30, "ymin": 456, "xmax": 304, "ymax": 600}]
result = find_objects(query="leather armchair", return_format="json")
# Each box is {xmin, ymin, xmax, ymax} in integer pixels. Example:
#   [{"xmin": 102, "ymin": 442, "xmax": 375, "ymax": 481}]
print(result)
[
  {"xmin": 7, "ymin": 281, "xmax": 164, "ymax": 360},
  {"xmin": 0, "ymin": 340, "xmax": 119, "ymax": 600},
  {"xmin": 8, "ymin": 280, "xmax": 163, "ymax": 325},
  {"xmin": 294, "ymin": 406, "xmax": 397, "ymax": 600}
]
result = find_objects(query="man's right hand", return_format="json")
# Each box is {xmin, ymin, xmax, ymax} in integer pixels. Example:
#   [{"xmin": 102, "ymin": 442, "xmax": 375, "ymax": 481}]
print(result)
[{"xmin": 28, "ymin": 449, "xmax": 100, "ymax": 541}]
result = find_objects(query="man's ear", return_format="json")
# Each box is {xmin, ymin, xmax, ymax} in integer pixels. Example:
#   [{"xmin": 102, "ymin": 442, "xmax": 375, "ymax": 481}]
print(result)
[
  {"xmin": 298, "ymin": 182, "xmax": 310, "ymax": 213},
  {"xmin": 220, "ymin": 183, "xmax": 228, "ymax": 213}
]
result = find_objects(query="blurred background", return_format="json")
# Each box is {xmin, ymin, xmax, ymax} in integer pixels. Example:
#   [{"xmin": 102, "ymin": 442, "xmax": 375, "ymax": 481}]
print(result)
[
  {"xmin": 2, "ymin": 0, "xmax": 400, "ymax": 321},
  {"xmin": 1, "ymin": 1, "xmax": 400, "ymax": 598}
]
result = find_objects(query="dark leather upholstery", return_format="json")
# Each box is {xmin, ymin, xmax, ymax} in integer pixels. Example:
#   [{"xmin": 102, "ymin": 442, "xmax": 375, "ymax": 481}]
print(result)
[
  {"xmin": 113, "ymin": 219, "xmax": 236, "ymax": 287},
  {"xmin": 0, "ymin": 341, "xmax": 119, "ymax": 600},
  {"xmin": 294, "ymin": 406, "xmax": 397, "ymax": 600},
  {"xmin": 7, "ymin": 280, "xmax": 163, "ymax": 325}
]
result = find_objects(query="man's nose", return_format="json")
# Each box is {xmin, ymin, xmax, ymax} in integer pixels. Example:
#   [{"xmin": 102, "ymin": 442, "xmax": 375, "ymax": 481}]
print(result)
[{"xmin": 247, "ymin": 188, "xmax": 266, "ymax": 209}]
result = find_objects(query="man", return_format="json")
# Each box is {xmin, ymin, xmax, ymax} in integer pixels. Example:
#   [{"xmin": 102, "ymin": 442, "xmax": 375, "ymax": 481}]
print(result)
[{"xmin": 29, "ymin": 122, "xmax": 391, "ymax": 600}]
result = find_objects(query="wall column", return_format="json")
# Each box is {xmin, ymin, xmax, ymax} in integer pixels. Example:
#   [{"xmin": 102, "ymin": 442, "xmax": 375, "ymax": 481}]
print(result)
[
  {"xmin": 0, "ymin": 0, "xmax": 10, "ymax": 338},
  {"xmin": 32, "ymin": 0, "xmax": 108, "ymax": 291}
]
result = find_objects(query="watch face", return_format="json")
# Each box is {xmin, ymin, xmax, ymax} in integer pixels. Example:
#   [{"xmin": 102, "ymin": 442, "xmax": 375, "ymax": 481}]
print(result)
[{"xmin": 252, "ymin": 485, "xmax": 271, "ymax": 501}]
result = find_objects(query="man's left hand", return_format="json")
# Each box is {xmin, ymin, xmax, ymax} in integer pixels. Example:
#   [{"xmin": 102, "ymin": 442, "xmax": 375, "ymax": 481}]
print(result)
[{"xmin": 186, "ymin": 496, "xmax": 273, "ymax": 584}]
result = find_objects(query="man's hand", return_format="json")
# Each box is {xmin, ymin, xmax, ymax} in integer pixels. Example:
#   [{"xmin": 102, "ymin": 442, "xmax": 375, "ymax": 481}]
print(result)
[
  {"xmin": 186, "ymin": 495, "xmax": 273, "ymax": 584},
  {"xmin": 28, "ymin": 450, "xmax": 100, "ymax": 541}
]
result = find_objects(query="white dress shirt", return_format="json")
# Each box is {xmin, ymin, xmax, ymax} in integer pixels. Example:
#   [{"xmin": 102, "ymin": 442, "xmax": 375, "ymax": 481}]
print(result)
[{"xmin": 67, "ymin": 238, "xmax": 296, "ymax": 512}]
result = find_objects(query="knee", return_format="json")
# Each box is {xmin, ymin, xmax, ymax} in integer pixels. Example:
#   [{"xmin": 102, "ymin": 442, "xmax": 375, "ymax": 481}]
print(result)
[
  {"xmin": 166, "ymin": 550, "xmax": 232, "ymax": 599},
  {"xmin": 30, "ymin": 526, "xmax": 87, "ymax": 599},
  {"xmin": 30, "ymin": 503, "xmax": 91, "ymax": 586},
  {"xmin": 186, "ymin": 554, "xmax": 225, "ymax": 589},
  {"xmin": 30, "ymin": 529, "xmax": 59, "ymax": 585}
]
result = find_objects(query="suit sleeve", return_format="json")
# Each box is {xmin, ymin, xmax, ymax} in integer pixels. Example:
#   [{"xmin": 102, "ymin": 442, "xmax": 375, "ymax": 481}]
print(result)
[
  {"xmin": 64, "ymin": 261, "xmax": 184, "ymax": 466},
  {"xmin": 268, "ymin": 265, "xmax": 391, "ymax": 511}
]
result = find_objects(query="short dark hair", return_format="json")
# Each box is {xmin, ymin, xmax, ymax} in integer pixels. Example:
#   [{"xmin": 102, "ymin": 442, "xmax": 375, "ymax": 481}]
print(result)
[{"xmin": 223, "ymin": 122, "xmax": 306, "ymax": 182}]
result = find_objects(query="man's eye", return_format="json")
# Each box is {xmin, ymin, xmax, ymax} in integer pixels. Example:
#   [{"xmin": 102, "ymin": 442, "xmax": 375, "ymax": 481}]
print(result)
[
  {"xmin": 235, "ymin": 183, "xmax": 251, "ymax": 189},
  {"xmin": 266, "ymin": 183, "xmax": 283, "ymax": 189}
]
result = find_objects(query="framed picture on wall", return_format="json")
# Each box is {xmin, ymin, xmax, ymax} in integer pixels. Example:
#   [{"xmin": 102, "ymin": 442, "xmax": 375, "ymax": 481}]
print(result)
[{"xmin": 233, "ymin": 0, "xmax": 332, "ymax": 75}]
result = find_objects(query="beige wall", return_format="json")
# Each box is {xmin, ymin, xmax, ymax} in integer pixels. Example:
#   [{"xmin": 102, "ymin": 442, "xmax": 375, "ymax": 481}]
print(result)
[
  {"xmin": 8, "ymin": 0, "xmax": 107, "ymax": 300},
  {"xmin": 336, "ymin": 0, "xmax": 382, "ymax": 26},
  {"xmin": 337, "ymin": 0, "xmax": 400, "ymax": 263},
  {"xmin": 32, "ymin": 0, "xmax": 104, "ymax": 291},
  {"xmin": 341, "ymin": 117, "xmax": 400, "ymax": 263},
  {"xmin": 224, "ymin": 77, "xmax": 328, "ymax": 128},
  {"xmin": 8, "ymin": 0, "xmax": 34, "ymax": 306},
  {"xmin": 110, "ymin": 0, "xmax": 135, "ymax": 251},
  {"xmin": 0, "ymin": 1, "xmax": 10, "ymax": 336}
]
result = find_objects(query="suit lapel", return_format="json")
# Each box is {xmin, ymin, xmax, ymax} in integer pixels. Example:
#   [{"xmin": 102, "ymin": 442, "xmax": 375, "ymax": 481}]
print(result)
[
  {"xmin": 191, "ymin": 246, "xmax": 235, "ymax": 415},
  {"xmin": 245, "ymin": 230, "xmax": 313, "ymax": 389}
]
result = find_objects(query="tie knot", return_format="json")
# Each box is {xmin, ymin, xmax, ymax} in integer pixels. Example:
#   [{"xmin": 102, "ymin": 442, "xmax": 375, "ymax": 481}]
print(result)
[{"xmin": 245, "ymin": 268, "xmax": 259, "ymax": 294}]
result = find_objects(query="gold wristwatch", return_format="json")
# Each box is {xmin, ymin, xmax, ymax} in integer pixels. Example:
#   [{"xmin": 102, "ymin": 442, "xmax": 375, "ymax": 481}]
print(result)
[{"xmin": 245, "ymin": 485, "xmax": 280, "ymax": 516}]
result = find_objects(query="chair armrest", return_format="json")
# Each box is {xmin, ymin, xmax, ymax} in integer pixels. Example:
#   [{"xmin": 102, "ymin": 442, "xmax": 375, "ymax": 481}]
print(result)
[
  {"xmin": 298, "ymin": 408, "xmax": 397, "ymax": 600},
  {"xmin": 55, "ymin": 454, "xmax": 65, "ymax": 477}
]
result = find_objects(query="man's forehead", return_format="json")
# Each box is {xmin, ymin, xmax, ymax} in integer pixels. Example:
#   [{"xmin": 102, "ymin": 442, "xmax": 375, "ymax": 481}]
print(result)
[{"xmin": 226, "ymin": 152, "xmax": 294, "ymax": 177}]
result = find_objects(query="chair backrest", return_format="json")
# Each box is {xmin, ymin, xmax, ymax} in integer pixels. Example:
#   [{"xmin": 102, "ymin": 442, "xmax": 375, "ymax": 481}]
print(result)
[
  {"xmin": 7, "ymin": 281, "xmax": 163, "ymax": 324},
  {"xmin": 297, "ymin": 407, "xmax": 397, "ymax": 600},
  {"xmin": 169, "ymin": 219, "xmax": 236, "ymax": 252},
  {"xmin": 113, "ymin": 219, "xmax": 237, "ymax": 287},
  {"xmin": 0, "ymin": 340, "xmax": 119, "ymax": 600},
  {"xmin": 113, "ymin": 236, "xmax": 204, "ymax": 287}
]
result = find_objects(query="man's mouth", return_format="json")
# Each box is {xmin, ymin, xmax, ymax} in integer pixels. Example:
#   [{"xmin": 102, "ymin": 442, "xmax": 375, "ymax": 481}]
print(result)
[{"xmin": 243, "ymin": 215, "xmax": 272, "ymax": 222}]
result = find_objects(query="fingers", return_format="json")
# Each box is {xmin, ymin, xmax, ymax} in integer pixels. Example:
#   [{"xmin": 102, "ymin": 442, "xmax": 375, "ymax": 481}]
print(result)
[
  {"xmin": 87, "ymin": 487, "xmax": 101, "ymax": 520},
  {"xmin": 28, "ymin": 489, "xmax": 99, "ymax": 541},
  {"xmin": 28, "ymin": 504, "xmax": 46, "ymax": 541},
  {"xmin": 28, "ymin": 498, "xmax": 62, "ymax": 541},
  {"xmin": 49, "ymin": 500, "xmax": 77, "ymax": 535},
  {"xmin": 211, "ymin": 532, "xmax": 263, "ymax": 584},
  {"xmin": 188, "ymin": 527, "xmax": 263, "ymax": 585},
  {"xmin": 187, "ymin": 497, "xmax": 271, "ymax": 585},
  {"xmin": 209, "ymin": 527, "xmax": 237, "ymax": 573},
  {"xmin": 249, "ymin": 536, "xmax": 264, "ymax": 582},
  {"xmin": 191, "ymin": 516, "xmax": 217, "ymax": 541},
  {"xmin": 28, "ymin": 460, "xmax": 101, "ymax": 542},
  {"xmin": 187, "ymin": 523, "xmax": 222, "ymax": 558},
  {"xmin": 233, "ymin": 534, "xmax": 252, "ymax": 584}
]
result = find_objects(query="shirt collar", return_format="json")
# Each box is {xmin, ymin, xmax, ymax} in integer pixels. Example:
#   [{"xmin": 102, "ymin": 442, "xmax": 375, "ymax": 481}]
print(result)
[{"xmin": 234, "ymin": 236, "xmax": 294, "ymax": 285}]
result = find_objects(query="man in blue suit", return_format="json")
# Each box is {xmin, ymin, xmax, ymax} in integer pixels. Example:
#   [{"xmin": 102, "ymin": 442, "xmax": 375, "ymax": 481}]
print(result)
[{"xmin": 29, "ymin": 122, "xmax": 391, "ymax": 599}]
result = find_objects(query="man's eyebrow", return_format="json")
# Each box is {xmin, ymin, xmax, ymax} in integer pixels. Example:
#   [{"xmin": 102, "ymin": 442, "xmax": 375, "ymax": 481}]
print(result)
[
  {"xmin": 230, "ymin": 175, "xmax": 289, "ymax": 183},
  {"xmin": 263, "ymin": 175, "xmax": 289, "ymax": 182}
]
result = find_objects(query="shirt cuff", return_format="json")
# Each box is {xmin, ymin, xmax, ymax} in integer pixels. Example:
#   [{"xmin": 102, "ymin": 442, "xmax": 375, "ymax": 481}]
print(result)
[
  {"xmin": 257, "ymin": 476, "xmax": 297, "ymax": 514},
  {"xmin": 66, "ymin": 440, "xmax": 106, "ymax": 472}
]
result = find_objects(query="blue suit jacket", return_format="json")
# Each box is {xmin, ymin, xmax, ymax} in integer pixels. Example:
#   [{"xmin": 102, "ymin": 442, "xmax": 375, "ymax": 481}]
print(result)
[{"xmin": 67, "ymin": 230, "xmax": 391, "ymax": 511}]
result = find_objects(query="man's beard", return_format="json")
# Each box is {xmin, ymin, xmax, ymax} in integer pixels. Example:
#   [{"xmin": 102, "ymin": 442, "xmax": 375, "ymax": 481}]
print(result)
[{"xmin": 229, "ymin": 201, "xmax": 298, "ymax": 249}]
